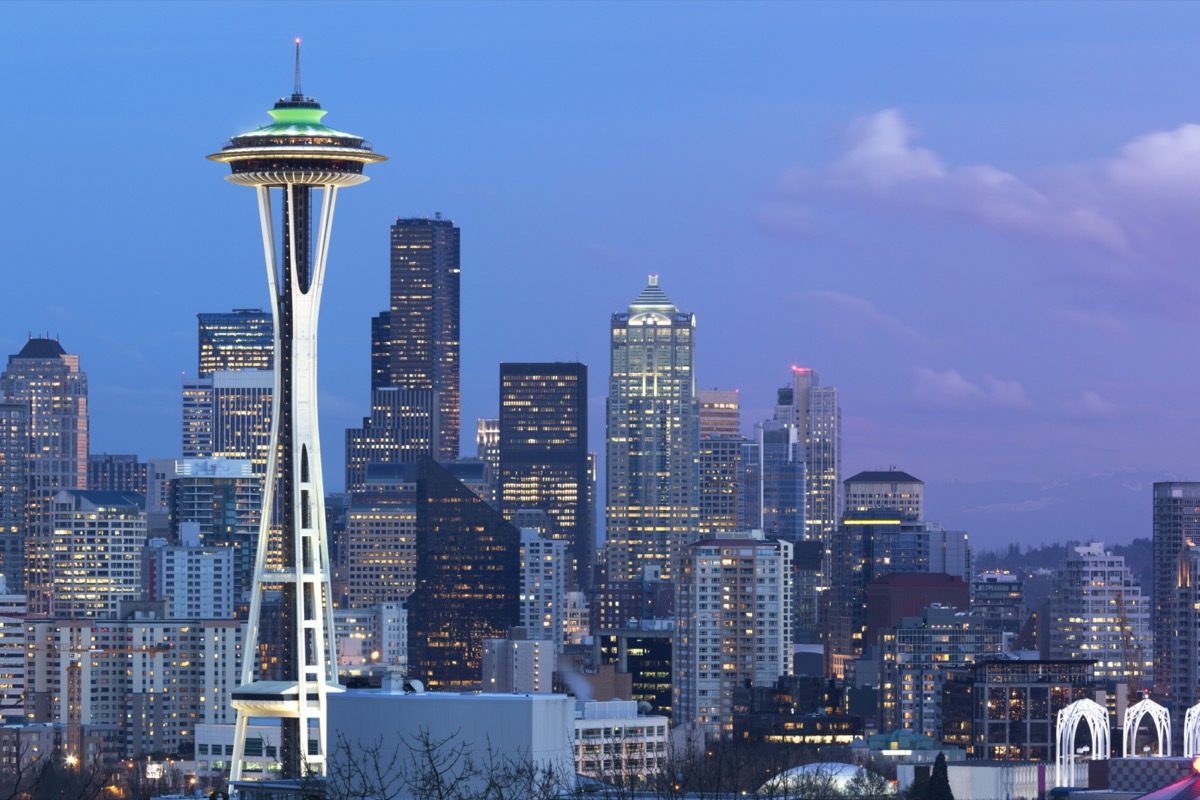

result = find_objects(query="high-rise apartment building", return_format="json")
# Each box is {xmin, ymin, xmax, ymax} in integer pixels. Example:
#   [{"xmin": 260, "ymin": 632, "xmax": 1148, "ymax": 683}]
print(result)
[
  {"xmin": 971, "ymin": 572, "xmax": 1027, "ymax": 634},
  {"xmin": 1042, "ymin": 541, "xmax": 1151, "ymax": 685},
  {"xmin": 697, "ymin": 389, "xmax": 745, "ymax": 537},
  {"xmin": 1171, "ymin": 541, "xmax": 1200, "ymax": 734},
  {"xmin": 372, "ymin": 216, "xmax": 461, "ymax": 462},
  {"xmin": 0, "ymin": 338, "xmax": 88, "ymax": 614},
  {"xmin": 0, "ymin": 578, "xmax": 24, "ymax": 725},
  {"xmin": 845, "ymin": 469, "xmax": 924, "ymax": 519},
  {"xmin": 1153, "ymin": 481, "xmax": 1200, "ymax": 699},
  {"xmin": 675, "ymin": 530, "xmax": 792, "ymax": 738},
  {"xmin": 197, "ymin": 309, "xmax": 273, "ymax": 377},
  {"xmin": 499, "ymin": 362, "xmax": 592, "ymax": 590},
  {"xmin": 518, "ymin": 528, "xmax": 567, "ymax": 644},
  {"xmin": 166, "ymin": 457, "xmax": 260, "ymax": 607},
  {"xmin": 87, "ymin": 453, "xmax": 147, "ymax": 494},
  {"xmin": 605, "ymin": 277, "xmax": 698, "ymax": 583},
  {"xmin": 878, "ymin": 604, "xmax": 1003, "ymax": 738},
  {"xmin": 775, "ymin": 368, "xmax": 841, "ymax": 549},
  {"xmin": 49, "ymin": 490, "xmax": 145, "ymax": 619},
  {"xmin": 143, "ymin": 542, "xmax": 236, "ymax": 619},
  {"xmin": 0, "ymin": 403, "xmax": 26, "ymax": 591},
  {"xmin": 407, "ymin": 458, "xmax": 520, "ymax": 689}
]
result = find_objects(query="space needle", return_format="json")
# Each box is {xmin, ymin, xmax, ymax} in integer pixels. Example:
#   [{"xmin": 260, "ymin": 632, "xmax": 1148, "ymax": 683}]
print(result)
[{"xmin": 208, "ymin": 42, "xmax": 385, "ymax": 784}]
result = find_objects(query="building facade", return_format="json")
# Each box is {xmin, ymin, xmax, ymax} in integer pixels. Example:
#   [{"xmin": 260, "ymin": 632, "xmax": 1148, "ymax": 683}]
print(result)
[
  {"xmin": 0, "ymin": 403, "xmax": 26, "ymax": 591},
  {"xmin": 675, "ymin": 531, "xmax": 792, "ymax": 738},
  {"xmin": 49, "ymin": 490, "xmax": 145, "ymax": 619},
  {"xmin": 407, "ymin": 458, "xmax": 520, "ymax": 689},
  {"xmin": 196, "ymin": 308, "xmax": 273, "ymax": 377},
  {"xmin": 605, "ymin": 277, "xmax": 698, "ymax": 583},
  {"xmin": 1153, "ymin": 481, "xmax": 1200, "ymax": 699},
  {"xmin": 0, "ymin": 338, "xmax": 88, "ymax": 614},
  {"xmin": 1042, "ymin": 541, "xmax": 1152, "ymax": 686},
  {"xmin": 372, "ymin": 216, "xmax": 461, "ymax": 462},
  {"xmin": 499, "ymin": 362, "xmax": 592, "ymax": 590}
]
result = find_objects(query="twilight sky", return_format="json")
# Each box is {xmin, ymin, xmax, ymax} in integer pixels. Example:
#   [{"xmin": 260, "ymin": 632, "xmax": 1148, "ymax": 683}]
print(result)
[{"xmin": 2, "ymin": 1, "xmax": 1197, "ymax": 550}]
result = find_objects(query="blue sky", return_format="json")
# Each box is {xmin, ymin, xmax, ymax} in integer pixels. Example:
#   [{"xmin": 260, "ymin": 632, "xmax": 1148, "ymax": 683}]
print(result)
[{"xmin": 3, "ymin": 1, "xmax": 1199, "ymax": 549}]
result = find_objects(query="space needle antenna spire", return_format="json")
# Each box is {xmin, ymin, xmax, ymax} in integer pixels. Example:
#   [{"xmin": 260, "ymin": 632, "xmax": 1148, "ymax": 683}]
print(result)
[{"xmin": 293, "ymin": 37, "xmax": 302, "ymax": 97}]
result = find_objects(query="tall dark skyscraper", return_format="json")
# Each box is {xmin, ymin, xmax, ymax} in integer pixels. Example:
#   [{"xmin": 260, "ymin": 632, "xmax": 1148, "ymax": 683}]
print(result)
[
  {"xmin": 0, "ymin": 338, "xmax": 88, "ymax": 612},
  {"xmin": 407, "ymin": 457, "xmax": 520, "ymax": 689},
  {"xmin": 196, "ymin": 308, "xmax": 274, "ymax": 377},
  {"xmin": 371, "ymin": 216, "xmax": 461, "ymax": 462},
  {"xmin": 498, "ymin": 362, "xmax": 592, "ymax": 590},
  {"xmin": 1153, "ymin": 481, "xmax": 1200, "ymax": 701}
]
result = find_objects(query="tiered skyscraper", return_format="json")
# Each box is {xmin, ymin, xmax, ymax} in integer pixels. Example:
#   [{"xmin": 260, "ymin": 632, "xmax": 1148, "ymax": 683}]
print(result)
[
  {"xmin": 498, "ymin": 362, "xmax": 592, "ymax": 590},
  {"xmin": 1152, "ymin": 482, "xmax": 1200, "ymax": 706},
  {"xmin": 0, "ymin": 338, "xmax": 88, "ymax": 611},
  {"xmin": 208, "ymin": 47, "xmax": 384, "ymax": 782},
  {"xmin": 774, "ymin": 367, "xmax": 841, "ymax": 559},
  {"xmin": 371, "ymin": 216, "xmax": 461, "ymax": 462},
  {"xmin": 604, "ymin": 276, "xmax": 698, "ymax": 583}
]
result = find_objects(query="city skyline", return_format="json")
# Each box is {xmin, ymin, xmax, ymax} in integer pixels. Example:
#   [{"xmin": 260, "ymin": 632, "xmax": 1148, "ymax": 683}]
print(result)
[{"xmin": 4, "ymin": 3, "xmax": 1200, "ymax": 548}]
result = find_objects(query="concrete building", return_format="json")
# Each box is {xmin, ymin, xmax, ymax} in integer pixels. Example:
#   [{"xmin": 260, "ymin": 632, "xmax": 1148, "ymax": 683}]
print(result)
[
  {"xmin": 345, "ymin": 466, "xmax": 418, "ymax": 609},
  {"xmin": 1042, "ymin": 541, "xmax": 1152, "ymax": 685},
  {"xmin": 334, "ymin": 602, "xmax": 406, "ymax": 669},
  {"xmin": 482, "ymin": 636, "xmax": 555, "ymax": 693},
  {"xmin": 50, "ymin": 490, "xmax": 145, "ymax": 619},
  {"xmin": 181, "ymin": 370, "xmax": 273, "ymax": 474},
  {"xmin": 605, "ymin": 276, "xmax": 698, "ymax": 583},
  {"xmin": 971, "ymin": 571, "xmax": 1026, "ymax": 634},
  {"xmin": 0, "ymin": 579, "xmax": 25, "ymax": 725},
  {"xmin": 878, "ymin": 604, "xmax": 1003, "ymax": 738},
  {"xmin": 520, "ymin": 529, "xmax": 567, "ymax": 645},
  {"xmin": 143, "ymin": 542, "xmax": 235, "ymax": 619},
  {"xmin": 675, "ymin": 530, "xmax": 792, "ymax": 738},
  {"xmin": 25, "ymin": 616, "xmax": 244, "ymax": 759},
  {"xmin": 327, "ymin": 689, "xmax": 576, "ymax": 796},
  {"xmin": 166, "ymin": 457, "xmax": 260, "ymax": 607},
  {"xmin": 574, "ymin": 699, "xmax": 669, "ymax": 785},
  {"xmin": 844, "ymin": 469, "xmax": 924, "ymax": 519}
]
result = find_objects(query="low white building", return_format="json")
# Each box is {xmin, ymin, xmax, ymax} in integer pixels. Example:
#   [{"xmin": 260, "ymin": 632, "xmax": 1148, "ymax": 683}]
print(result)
[
  {"xmin": 482, "ymin": 636, "xmax": 555, "ymax": 693},
  {"xmin": 574, "ymin": 699, "xmax": 668, "ymax": 786}
]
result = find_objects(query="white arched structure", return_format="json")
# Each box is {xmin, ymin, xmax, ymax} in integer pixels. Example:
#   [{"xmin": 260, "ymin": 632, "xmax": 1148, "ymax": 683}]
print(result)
[
  {"xmin": 1057, "ymin": 698, "xmax": 1110, "ymax": 788},
  {"xmin": 1123, "ymin": 696, "xmax": 1171, "ymax": 757},
  {"xmin": 1184, "ymin": 704, "xmax": 1200, "ymax": 757}
]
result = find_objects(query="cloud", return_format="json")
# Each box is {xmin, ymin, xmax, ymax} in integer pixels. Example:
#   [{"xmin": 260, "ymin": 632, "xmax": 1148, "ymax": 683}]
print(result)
[
  {"xmin": 1078, "ymin": 389, "xmax": 1120, "ymax": 417},
  {"xmin": 763, "ymin": 110, "xmax": 1200, "ymax": 305},
  {"xmin": 1050, "ymin": 307, "xmax": 1130, "ymax": 337},
  {"xmin": 912, "ymin": 366, "xmax": 1031, "ymax": 409},
  {"xmin": 794, "ymin": 290, "xmax": 932, "ymax": 344}
]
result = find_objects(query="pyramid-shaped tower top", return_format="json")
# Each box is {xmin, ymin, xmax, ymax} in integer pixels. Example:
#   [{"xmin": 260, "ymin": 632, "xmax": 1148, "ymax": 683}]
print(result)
[{"xmin": 629, "ymin": 275, "xmax": 677, "ymax": 313}]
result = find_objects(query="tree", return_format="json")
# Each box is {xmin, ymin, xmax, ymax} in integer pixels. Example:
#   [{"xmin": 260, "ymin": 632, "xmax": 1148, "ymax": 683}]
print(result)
[{"xmin": 925, "ymin": 753, "xmax": 953, "ymax": 800}]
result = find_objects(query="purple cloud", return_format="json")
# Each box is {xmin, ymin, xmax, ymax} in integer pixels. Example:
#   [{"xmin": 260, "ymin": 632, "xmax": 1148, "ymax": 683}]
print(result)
[{"xmin": 912, "ymin": 366, "xmax": 1031, "ymax": 409}]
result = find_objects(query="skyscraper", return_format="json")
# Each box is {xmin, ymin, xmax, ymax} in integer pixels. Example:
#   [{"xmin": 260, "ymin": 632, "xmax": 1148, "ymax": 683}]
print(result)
[
  {"xmin": 0, "ymin": 403, "xmax": 27, "ymax": 590},
  {"xmin": 1152, "ymin": 481, "xmax": 1200, "ymax": 699},
  {"xmin": 775, "ymin": 367, "xmax": 841, "ymax": 551},
  {"xmin": 675, "ymin": 530, "xmax": 792, "ymax": 738},
  {"xmin": 372, "ymin": 216, "xmax": 461, "ymax": 462},
  {"xmin": 696, "ymin": 389, "xmax": 746, "ymax": 537},
  {"xmin": 407, "ymin": 457, "xmax": 520, "ymax": 689},
  {"xmin": 605, "ymin": 277, "xmax": 698, "ymax": 583},
  {"xmin": 208, "ymin": 50, "xmax": 384, "ymax": 781},
  {"xmin": 343, "ymin": 387, "xmax": 436, "ymax": 493},
  {"xmin": 0, "ymin": 338, "xmax": 88, "ymax": 614},
  {"xmin": 498, "ymin": 362, "xmax": 592, "ymax": 590},
  {"xmin": 87, "ymin": 453, "xmax": 147, "ymax": 494},
  {"xmin": 197, "ymin": 309, "xmax": 274, "ymax": 377}
]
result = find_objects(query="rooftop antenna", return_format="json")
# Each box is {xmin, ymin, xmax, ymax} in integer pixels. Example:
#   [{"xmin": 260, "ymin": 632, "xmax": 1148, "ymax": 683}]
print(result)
[{"xmin": 293, "ymin": 38, "xmax": 302, "ymax": 98}]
